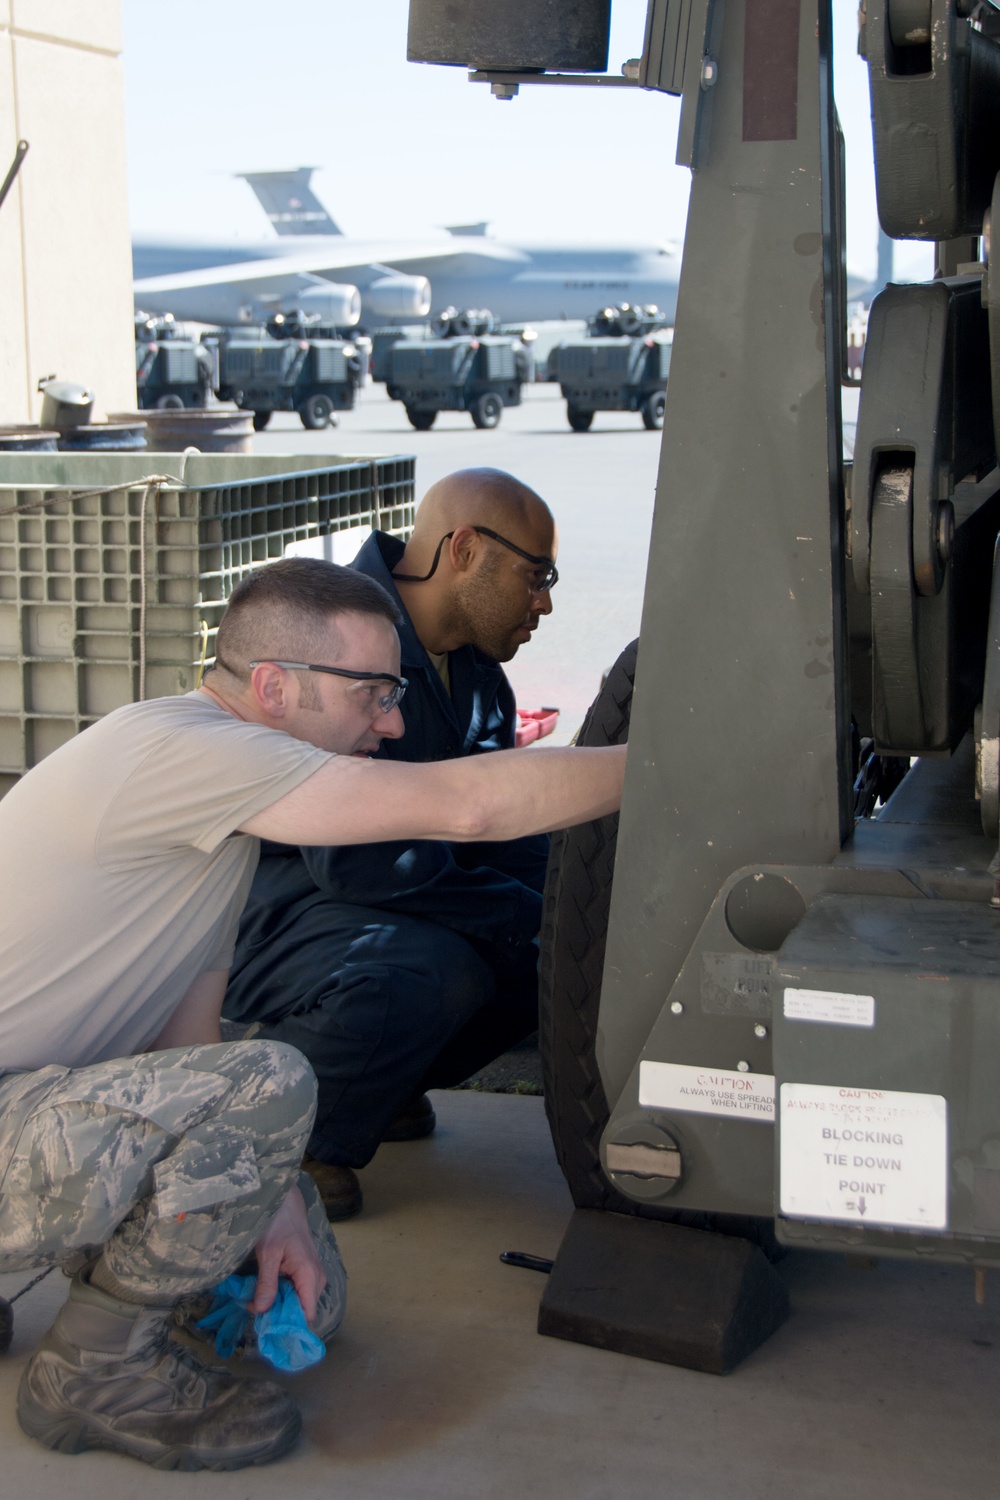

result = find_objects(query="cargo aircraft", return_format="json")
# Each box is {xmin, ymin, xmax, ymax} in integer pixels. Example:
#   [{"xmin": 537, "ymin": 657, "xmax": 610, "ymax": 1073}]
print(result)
[{"xmin": 132, "ymin": 168, "xmax": 683, "ymax": 330}]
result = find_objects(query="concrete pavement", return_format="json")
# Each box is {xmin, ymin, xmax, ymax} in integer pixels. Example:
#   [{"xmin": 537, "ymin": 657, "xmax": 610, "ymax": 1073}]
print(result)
[{"xmin": 0, "ymin": 1090, "xmax": 996, "ymax": 1499}]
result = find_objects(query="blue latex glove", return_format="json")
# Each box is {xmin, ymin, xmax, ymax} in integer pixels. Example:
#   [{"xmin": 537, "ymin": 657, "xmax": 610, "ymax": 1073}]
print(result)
[
  {"xmin": 196, "ymin": 1273, "xmax": 326, "ymax": 1371},
  {"xmin": 195, "ymin": 1277, "xmax": 250, "ymax": 1357}
]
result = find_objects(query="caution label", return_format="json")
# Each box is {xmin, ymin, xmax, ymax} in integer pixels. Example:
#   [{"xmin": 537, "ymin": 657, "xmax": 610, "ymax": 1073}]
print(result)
[
  {"xmin": 780, "ymin": 1083, "xmax": 947, "ymax": 1230},
  {"xmin": 639, "ymin": 1061, "xmax": 775, "ymax": 1122}
]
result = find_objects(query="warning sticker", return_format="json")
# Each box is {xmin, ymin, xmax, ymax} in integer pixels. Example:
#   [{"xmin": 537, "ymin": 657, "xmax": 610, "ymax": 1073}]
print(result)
[
  {"xmin": 780, "ymin": 1083, "xmax": 947, "ymax": 1230},
  {"xmin": 639, "ymin": 1061, "xmax": 775, "ymax": 1122},
  {"xmin": 783, "ymin": 987, "xmax": 874, "ymax": 1028}
]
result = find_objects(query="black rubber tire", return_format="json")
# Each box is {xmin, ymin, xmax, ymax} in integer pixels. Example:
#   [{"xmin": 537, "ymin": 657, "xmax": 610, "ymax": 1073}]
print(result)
[
  {"xmin": 471, "ymin": 392, "xmax": 502, "ymax": 429},
  {"xmin": 539, "ymin": 639, "xmax": 782, "ymax": 1255},
  {"xmin": 299, "ymin": 393, "xmax": 334, "ymax": 430},
  {"xmin": 252, "ymin": 410, "xmax": 273, "ymax": 431},
  {"xmin": 155, "ymin": 394, "xmax": 185, "ymax": 410},
  {"xmin": 641, "ymin": 391, "xmax": 666, "ymax": 430},
  {"xmin": 405, "ymin": 407, "xmax": 437, "ymax": 430},
  {"xmin": 539, "ymin": 640, "xmax": 639, "ymax": 1216},
  {"xmin": 567, "ymin": 406, "xmax": 594, "ymax": 433}
]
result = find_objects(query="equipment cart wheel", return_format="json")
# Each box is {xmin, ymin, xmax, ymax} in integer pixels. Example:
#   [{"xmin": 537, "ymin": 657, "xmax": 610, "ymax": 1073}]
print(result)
[
  {"xmin": 299, "ymin": 393, "xmax": 335, "ymax": 429},
  {"xmin": 567, "ymin": 406, "xmax": 594, "ymax": 433},
  {"xmin": 405, "ymin": 407, "xmax": 437, "ymax": 430},
  {"xmin": 155, "ymin": 394, "xmax": 185, "ymax": 410},
  {"xmin": 252, "ymin": 410, "xmax": 273, "ymax": 431},
  {"xmin": 641, "ymin": 391, "xmax": 666, "ymax": 430},
  {"xmin": 539, "ymin": 638, "xmax": 780, "ymax": 1255},
  {"xmin": 471, "ymin": 392, "xmax": 502, "ymax": 429}
]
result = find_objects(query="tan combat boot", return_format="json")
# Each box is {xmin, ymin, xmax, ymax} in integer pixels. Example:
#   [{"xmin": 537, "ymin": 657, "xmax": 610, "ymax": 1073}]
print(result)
[{"xmin": 17, "ymin": 1271, "xmax": 302, "ymax": 1470}]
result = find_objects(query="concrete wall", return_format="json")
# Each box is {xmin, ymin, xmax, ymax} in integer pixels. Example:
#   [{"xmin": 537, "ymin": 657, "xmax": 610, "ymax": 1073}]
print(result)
[{"xmin": 0, "ymin": 0, "xmax": 135, "ymax": 424}]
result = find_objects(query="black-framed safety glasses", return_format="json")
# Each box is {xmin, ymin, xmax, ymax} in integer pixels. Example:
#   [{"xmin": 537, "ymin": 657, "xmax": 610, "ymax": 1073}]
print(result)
[
  {"xmin": 474, "ymin": 527, "xmax": 559, "ymax": 591},
  {"xmin": 248, "ymin": 660, "xmax": 408, "ymax": 713},
  {"xmin": 394, "ymin": 526, "xmax": 558, "ymax": 592}
]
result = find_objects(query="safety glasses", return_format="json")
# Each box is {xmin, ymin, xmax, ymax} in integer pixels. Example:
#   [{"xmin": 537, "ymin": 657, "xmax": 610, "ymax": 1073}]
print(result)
[{"xmin": 248, "ymin": 660, "xmax": 408, "ymax": 713}]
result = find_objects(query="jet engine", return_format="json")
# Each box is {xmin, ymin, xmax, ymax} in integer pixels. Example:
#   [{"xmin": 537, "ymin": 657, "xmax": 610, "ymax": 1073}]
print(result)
[
  {"xmin": 363, "ymin": 275, "xmax": 432, "ymax": 321},
  {"xmin": 292, "ymin": 283, "xmax": 362, "ymax": 327}
]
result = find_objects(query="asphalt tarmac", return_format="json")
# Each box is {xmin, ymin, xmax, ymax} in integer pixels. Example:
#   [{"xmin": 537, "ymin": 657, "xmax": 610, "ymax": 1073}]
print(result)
[{"xmin": 253, "ymin": 379, "xmax": 663, "ymax": 745}]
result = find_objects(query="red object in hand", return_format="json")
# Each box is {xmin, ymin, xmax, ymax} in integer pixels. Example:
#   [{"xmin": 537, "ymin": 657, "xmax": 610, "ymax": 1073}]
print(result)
[{"xmin": 515, "ymin": 707, "xmax": 560, "ymax": 747}]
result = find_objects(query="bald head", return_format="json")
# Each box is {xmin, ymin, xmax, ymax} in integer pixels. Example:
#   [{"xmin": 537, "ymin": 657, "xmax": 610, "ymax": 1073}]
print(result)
[
  {"xmin": 393, "ymin": 468, "xmax": 557, "ymax": 661},
  {"xmin": 407, "ymin": 468, "xmax": 553, "ymax": 553}
]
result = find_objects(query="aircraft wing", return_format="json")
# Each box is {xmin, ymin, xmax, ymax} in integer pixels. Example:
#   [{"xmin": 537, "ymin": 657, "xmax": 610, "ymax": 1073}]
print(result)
[{"xmin": 133, "ymin": 238, "xmax": 528, "ymax": 296}]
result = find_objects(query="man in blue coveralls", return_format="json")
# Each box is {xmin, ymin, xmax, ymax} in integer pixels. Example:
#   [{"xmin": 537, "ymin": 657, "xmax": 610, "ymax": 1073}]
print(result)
[{"xmin": 223, "ymin": 468, "xmax": 558, "ymax": 1218}]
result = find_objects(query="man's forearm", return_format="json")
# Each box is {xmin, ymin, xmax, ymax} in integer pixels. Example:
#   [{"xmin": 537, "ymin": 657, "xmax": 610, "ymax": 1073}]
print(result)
[
  {"xmin": 241, "ymin": 743, "xmax": 627, "ymax": 849},
  {"xmin": 442, "ymin": 744, "xmax": 626, "ymax": 843}
]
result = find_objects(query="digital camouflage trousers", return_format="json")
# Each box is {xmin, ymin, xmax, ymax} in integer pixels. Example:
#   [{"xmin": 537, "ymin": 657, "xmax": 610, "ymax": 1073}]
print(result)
[{"xmin": 0, "ymin": 1039, "xmax": 346, "ymax": 1332}]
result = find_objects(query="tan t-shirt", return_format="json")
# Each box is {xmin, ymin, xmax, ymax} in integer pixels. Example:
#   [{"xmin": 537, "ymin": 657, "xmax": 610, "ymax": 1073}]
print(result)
[{"xmin": 0, "ymin": 692, "xmax": 331, "ymax": 1070}]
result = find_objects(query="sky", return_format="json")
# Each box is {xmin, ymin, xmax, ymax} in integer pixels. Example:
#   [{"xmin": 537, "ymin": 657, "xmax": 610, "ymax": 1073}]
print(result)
[{"xmin": 121, "ymin": 0, "xmax": 933, "ymax": 282}]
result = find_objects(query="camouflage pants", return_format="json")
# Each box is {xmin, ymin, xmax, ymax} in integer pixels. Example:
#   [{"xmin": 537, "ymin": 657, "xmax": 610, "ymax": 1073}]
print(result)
[{"xmin": 0, "ymin": 1040, "xmax": 346, "ymax": 1330}]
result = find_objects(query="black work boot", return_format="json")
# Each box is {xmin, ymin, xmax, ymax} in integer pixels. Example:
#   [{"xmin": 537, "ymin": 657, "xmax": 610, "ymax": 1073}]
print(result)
[
  {"xmin": 302, "ymin": 1155, "xmax": 363, "ymax": 1220},
  {"xmin": 17, "ymin": 1272, "xmax": 302, "ymax": 1470},
  {"xmin": 381, "ymin": 1092, "xmax": 437, "ymax": 1142}
]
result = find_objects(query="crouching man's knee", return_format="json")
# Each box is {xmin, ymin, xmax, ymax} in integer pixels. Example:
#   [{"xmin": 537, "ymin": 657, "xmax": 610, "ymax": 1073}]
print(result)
[{"xmin": 215, "ymin": 1039, "xmax": 318, "ymax": 1166}]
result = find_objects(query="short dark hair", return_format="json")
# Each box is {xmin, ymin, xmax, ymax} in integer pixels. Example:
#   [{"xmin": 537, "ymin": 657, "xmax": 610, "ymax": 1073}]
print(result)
[{"xmin": 212, "ymin": 556, "xmax": 401, "ymax": 682}]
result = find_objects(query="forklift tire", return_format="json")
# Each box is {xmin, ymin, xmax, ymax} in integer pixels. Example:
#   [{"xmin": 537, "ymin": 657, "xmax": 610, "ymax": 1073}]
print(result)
[
  {"xmin": 471, "ymin": 392, "xmax": 502, "ymax": 429},
  {"xmin": 539, "ymin": 639, "xmax": 781, "ymax": 1255},
  {"xmin": 252, "ymin": 410, "xmax": 273, "ymax": 431},
  {"xmin": 567, "ymin": 406, "xmax": 594, "ymax": 433},
  {"xmin": 641, "ymin": 391, "xmax": 666, "ymax": 430},
  {"xmin": 155, "ymin": 394, "xmax": 185, "ymax": 411},
  {"xmin": 299, "ymin": 394, "xmax": 335, "ymax": 430},
  {"xmin": 539, "ymin": 639, "xmax": 639, "ymax": 1218},
  {"xmin": 406, "ymin": 407, "xmax": 437, "ymax": 430}
]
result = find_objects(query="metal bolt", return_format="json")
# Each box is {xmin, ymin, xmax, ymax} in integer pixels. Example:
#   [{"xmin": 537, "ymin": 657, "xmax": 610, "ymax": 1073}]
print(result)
[
  {"xmin": 670, "ymin": 1000, "xmax": 684, "ymax": 1015},
  {"xmin": 701, "ymin": 57, "xmax": 718, "ymax": 89},
  {"xmin": 622, "ymin": 58, "xmax": 641, "ymax": 80},
  {"xmin": 754, "ymin": 1023, "xmax": 768, "ymax": 1039},
  {"xmin": 737, "ymin": 1059, "xmax": 750, "ymax": 1072},
  {"xmin": 491, "ymin": 82, "xmax": 519, "ymax": 100}
]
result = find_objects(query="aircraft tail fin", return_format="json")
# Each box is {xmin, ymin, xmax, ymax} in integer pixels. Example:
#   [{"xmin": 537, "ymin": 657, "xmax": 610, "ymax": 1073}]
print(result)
[{"xmin": 236, "ymin": 168, "xmax": 342, "ymax": 236}]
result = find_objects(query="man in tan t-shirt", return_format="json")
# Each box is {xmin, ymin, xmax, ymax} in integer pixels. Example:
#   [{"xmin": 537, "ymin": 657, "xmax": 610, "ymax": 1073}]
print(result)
[{"xmin": 0, "ymin": 556, "xmax": 625, "ymax": 1473}]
